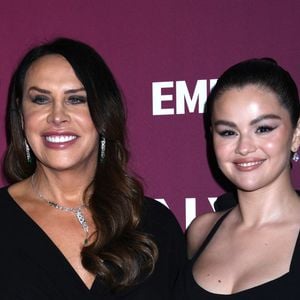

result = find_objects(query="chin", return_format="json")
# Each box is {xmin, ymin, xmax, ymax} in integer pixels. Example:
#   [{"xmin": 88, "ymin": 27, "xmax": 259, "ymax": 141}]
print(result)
[
  {"xmin": 236, "ymin": 184, "xmax": 265, "ymax": 193},
  {"xmin": 232, "ymin": 179, "xmax": 263, "ymax": 192}
]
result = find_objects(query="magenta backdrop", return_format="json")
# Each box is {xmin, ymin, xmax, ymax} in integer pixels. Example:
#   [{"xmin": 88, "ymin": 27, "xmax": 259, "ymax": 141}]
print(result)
[{"xmin": 0, "ymin": 0, "xmax": 300, "ymax": 229}]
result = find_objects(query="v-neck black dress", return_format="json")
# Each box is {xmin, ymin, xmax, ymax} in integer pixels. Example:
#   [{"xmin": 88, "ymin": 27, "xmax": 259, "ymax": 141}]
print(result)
[
  {"xmin": 0, "ymin": 186, "xmax": 185, "ymax": 300},
  {"xmin": 177, "ymin": 211, "xmax": 300, "ymax": 299}
]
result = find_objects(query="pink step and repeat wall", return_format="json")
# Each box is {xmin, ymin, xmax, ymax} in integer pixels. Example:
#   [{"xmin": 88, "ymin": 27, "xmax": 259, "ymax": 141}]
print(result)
[{"xmin": 0, "ymin": 1, "xmax": 299, "ymax": 229}]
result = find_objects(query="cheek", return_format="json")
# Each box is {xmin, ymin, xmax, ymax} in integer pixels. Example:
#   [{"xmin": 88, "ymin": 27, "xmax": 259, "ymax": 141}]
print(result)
[
  {"xmin": 22, "ymin": 112, "xmax": 36, "ymax": 132},
  {"xmin": 263, "ymin": 141, "xmax": 278, "ymax": 152},
  {"xmin": 76, "ymin": 113, "xmax": 97, "ymax": 132},
  {"xmin": 264, "ymin": 141, "xmax": 291, "ymax": 164},
  {"xmin": 213, "ymin": 135, "xmax": 234, "ymax": 161},
  {"xmin": 22, "ymin": 105, "xmax": 44, "ymax": 128},
  {"xmin": 262, "ymin": 130, "xmax": 293, "ymax": 154}
]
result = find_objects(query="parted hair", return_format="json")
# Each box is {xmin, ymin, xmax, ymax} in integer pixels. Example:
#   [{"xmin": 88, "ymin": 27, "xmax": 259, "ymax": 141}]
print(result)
[{"xmin": 4, "ymin": 37, "xmax": 158, "ymax": 290}]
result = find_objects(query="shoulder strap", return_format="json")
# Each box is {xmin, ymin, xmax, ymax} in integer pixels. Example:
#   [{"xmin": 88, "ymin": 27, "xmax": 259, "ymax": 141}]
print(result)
[
  {"xmin": 191, "ymin": 209, "xmax": 232, "ymax": 262},
  {"xmin": 289, "ymin": 229, "xmax": 300, "ymax": 272}
]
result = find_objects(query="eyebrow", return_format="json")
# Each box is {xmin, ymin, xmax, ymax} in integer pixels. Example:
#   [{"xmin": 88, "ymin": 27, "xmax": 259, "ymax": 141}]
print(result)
[
  {"xmin": 28, "ymin": 87, "xmax": 50, "ymax": 94},
  {"xmin": 64, "ymin": 88, "xmax": 85, "ymax": 94},
  {"xmin": 28, "ymin": 87, "xmax": 85, "ymax": 94},
  {"xmin": 249, "ymin": 114, "xmax": 281, "ymax": 125},
  {"xmin": 213, "ymin": 114, "xmax": 282, "ymax": 128}
]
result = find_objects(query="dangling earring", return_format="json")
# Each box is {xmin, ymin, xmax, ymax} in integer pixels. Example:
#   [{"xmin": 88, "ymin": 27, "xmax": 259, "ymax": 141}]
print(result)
[
  {"xmin": 25, "ymin": 140, "xmax": 31, "ymax": 163},
  {"xmin": 292, "ymin": 152, "xmax": 299, "ymax": 162},
  {"xmin": 100, "ymin": 135, "xmax": 106, "ymax": 162}
]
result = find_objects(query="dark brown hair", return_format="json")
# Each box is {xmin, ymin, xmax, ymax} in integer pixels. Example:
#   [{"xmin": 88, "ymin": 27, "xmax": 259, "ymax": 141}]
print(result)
[
  {"xmin": 4, "ymin": 37, "xmax": 158, "ymax": 290},
  {"xmin": 205, "ymin": 58, "xmax": 300, "ymax": 128}
]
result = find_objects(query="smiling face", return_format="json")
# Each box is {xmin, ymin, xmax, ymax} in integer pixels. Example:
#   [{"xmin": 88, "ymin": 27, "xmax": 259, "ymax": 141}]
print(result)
[
  {"xmin": 212, "ymin": 84, "xmax": 300, "ymax": 192},
  {"xmin": 22, "ymin": 54, "xmax": 99, "ymax": 173}
]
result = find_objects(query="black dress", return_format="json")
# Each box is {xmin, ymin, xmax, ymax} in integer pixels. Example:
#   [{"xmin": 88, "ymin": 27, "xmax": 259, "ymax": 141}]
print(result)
[
  {"xmin": 180, "ymin": 211, "xmax": 300, "ymax": 299},
  {"xmin": 0, "ymin": 187, "xmax": 186, "ymax": 300}
]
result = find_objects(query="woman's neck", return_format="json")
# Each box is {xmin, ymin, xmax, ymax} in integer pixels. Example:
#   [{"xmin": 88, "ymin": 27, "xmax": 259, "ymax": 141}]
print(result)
[
  {"xmin": 236, "ymin": 181, "xmax": 299, "ymax": 227},
  {"xmin": 32, "ymin": 166, "xmax": 94, "ymax": 207}
]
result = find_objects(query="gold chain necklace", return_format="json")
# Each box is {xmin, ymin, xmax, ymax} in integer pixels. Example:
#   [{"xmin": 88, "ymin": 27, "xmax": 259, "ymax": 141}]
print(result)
[{"xmin": 31, "ymin": 175, "xmax": 89, "ymax": 246}]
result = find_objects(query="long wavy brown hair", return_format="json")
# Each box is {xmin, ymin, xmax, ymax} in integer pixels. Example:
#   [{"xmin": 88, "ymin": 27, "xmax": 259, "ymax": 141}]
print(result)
[{"xmin": 4, "ymin": 37, "xmax": 158, "ymax": 291}]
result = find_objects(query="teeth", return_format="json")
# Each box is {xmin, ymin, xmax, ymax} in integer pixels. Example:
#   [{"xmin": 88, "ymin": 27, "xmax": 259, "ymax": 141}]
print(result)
[
  {"xmin": 45, "ymin": 135, "xmax": 76, "ymax": 143},
  {"xmin": 237, "ymin": 161, "xmax": 263, "ymax": 167}
]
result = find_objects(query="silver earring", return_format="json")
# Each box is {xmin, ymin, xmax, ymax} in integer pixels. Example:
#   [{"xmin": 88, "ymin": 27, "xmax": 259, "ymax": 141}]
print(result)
[
  {"xmin": 25, "ymin": 140, "xmax": 31, "ymax": 163},
  {"xmin": 100, "ymin": 135, "xmax": 106, "ymax": 161},
  {"xmin": 292, "ymin": 152, "xmax": 299, "ymax": 162}
]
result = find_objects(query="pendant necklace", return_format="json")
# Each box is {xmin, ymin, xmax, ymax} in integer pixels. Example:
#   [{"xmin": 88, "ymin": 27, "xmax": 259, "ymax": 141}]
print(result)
[{"xmin": 31, "ymin": 175, "xmax": 89, "ymax": 246}]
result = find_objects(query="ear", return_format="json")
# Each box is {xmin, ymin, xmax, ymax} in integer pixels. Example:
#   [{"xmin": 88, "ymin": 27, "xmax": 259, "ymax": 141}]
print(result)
[{"xmin": 291, "ymin": 118, "xmax": 300, "ymax": 152}]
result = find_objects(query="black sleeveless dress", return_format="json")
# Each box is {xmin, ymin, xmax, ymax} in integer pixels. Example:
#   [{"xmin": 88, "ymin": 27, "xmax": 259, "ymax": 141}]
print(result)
[{"xmin": 181, "ymin": 211, "xmax": 300, "ymax": 299}]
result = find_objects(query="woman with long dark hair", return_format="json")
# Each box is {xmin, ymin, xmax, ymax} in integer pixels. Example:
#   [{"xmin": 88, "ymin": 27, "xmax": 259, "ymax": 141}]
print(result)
[{"xmin": 1, "ymin": 37, "xmax": 185, "ymax": 299}]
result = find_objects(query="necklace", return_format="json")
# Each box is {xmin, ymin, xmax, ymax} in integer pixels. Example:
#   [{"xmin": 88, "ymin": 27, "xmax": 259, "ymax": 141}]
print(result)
[{"xmin": 31, "ymin": 175, "xmax": 89, "ymax": 246}]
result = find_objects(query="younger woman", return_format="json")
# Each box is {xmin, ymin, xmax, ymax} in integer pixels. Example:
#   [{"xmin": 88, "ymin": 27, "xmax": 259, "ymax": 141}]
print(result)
[{"xmin": 184, "ymin": 58, "xmax": 300, "ymax": 299}]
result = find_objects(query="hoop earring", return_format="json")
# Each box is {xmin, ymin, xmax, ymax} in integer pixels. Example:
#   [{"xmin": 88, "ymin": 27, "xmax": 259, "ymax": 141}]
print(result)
[
  {"xmin": 25, "ymin": 140, "xmax": 31, "ymax": 163},
  {"xmin": 292, "ymin": 152, "xmax": 299, "ymax": 162},
  {"xmin": 100, "ymin": 135, "xmax": 106, "ymax": 162}
]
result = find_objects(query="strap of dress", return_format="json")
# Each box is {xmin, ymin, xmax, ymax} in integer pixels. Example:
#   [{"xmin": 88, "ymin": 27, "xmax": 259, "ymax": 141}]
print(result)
[
  {"xmin": 289, "ymin": 229, "xmax": 300, "ymax": 273},
  {"xmin": 191, "ymin": 209, "xmax": 232, "ymax": 263}
]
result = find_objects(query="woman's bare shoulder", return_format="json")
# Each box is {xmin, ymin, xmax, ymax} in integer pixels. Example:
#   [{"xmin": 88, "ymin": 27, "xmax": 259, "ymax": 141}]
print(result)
[
  {"xmin": 8, "ymin": 180, "xmax": 27, "ymax": 194},
  {"xmin": 7, "ymin": 179, "xmax": 32, "ymax": 205},
  {"xmin": 186, "ymin": 210, "xmax": 227, "ymax": 258}
]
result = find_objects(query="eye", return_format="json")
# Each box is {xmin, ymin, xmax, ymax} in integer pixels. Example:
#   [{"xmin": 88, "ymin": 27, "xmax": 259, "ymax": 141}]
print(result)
[
  {"xmin": 217, "ymin": 130, "xmax": 237, "ymax": 137},
  {"xmin": 67, "ymin": 95, "xmax": 87, "ymax": 104},
  {"xmin": 256, "ymin": 125, "xmax": 276, "ymax": 134},
  {"xmin": 30, "ymin": 95, "xmax": 49, "ymax": 105}
]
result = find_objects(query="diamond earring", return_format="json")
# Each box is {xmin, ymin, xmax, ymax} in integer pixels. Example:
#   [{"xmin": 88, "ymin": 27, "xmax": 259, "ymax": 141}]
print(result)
[
  {"xmin": 100, "ymin": 135, "xmax": 106, "ymax": 162},
  {"xmin": 25, "ymin": 140, "xmax": 31, "ymax": 163},
  {"xmin": 292, "ymin": 152, "xmax": 299, "ymax": 162}
]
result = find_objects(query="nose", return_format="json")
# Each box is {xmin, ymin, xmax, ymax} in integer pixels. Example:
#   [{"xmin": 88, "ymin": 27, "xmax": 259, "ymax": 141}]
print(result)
[
  {"xmin": 47, "ymin": 102, "xmax": 70, "ymax": 125},
  {"xmin": 235, "ymin": 134, "xmax": 256, "ymax": 156}
]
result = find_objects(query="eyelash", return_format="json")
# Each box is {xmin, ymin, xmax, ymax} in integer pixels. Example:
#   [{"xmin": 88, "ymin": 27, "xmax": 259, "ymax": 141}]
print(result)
[
  {"xmin": 218, "ymin": 130, "xmax": 236, "ymax": 137},
  {"xmin": 30, "ymin": 95, "xmax": 87, "ymax": 105},
  {"xmin": 255, "ymin": 125, "xmax": 276, "ymax": 133},
  {"xmin": 217, "ymin": 126, "xmax": 276, "ymax": 137},
  {"xmin": 31, "ymin": 95, "xmax": 49, "ymax": 104},
  {"xmin": 67, "ymin": 96, "xmax": 87, "ymax": 104}
]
